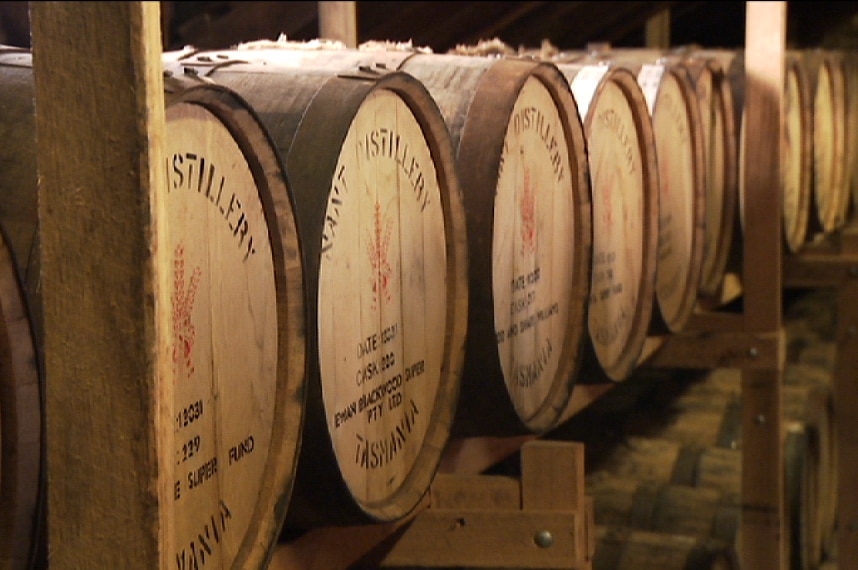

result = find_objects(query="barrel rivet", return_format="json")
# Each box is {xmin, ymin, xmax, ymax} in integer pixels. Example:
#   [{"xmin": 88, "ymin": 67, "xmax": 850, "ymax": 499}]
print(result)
[
  {"xmin": 534, "ymin": 530, "xmax": 554, "ymax": 548},
  {"xmin": 755, "ymin": 414, "xmax": 766, "ymax": 425},
  {"xmin": 748, "ymin": 347, "xmax": 759, "ymax": 358}
]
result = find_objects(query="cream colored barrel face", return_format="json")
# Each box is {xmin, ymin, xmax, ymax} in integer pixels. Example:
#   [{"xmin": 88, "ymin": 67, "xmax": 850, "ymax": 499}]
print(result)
[
  {"xmin": 814, "ymin": 64, "xmax": 837, "ymax": 232},
  {"xmin": 318, "ymin": 89, "xmax": 446, "ymax": 508},
  {"xmin": 164, "ymin": 103, "xmax": 278, "ymax": 568},
  {"xmin": 696, "ymin": 70, "xmax": 724, "ymax": 288},
  {"xmin": 585, "ymin": 80, "xmax": 644, "ymax": 370},
  {"xmin": 651, "ymin": 74, "xmax": 695, "ymax": 325},
  {"xmin": 783, "ymin": 69, "xmax": 806, "ymax": 251},
  {"xmin": 492, "ymin": 77, "xmax": 576, "ymax": 422}
]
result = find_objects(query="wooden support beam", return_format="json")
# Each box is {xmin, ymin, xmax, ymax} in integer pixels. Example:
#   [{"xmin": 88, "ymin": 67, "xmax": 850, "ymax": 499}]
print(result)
[
  {"xmin": 645, "ymin": 8, "xmax": 671, "ymax": 49},
  {"xmin": 374, "ymin": 441, "xmax": 591, "ymax": 569},
  {"xmin": 835, "ymin": 278, "xmax": 858, "ymax": 569},
  {"xmin": 643, "ymin": 329, "xmax": 784, "ymax": 370},
  {"xmin": 318, "ymin": 1, "xmax": 358, "ymax": 47},
  {"xmin": 741, "ymin": 3, "xmax": 787, "ymax": 570},
  {"xmin": 30, "ymin": 2, "xmax": 166, "ymax": 568}
]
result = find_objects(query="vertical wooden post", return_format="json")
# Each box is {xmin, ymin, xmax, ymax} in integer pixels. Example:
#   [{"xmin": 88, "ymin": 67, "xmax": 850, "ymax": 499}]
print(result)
[
  {"xmin": 318, "ymin": 1, "xmax": 358, "ymax": 48},
  {"xmin": 835, "ymin": 277, "xmax": 858, "ymax": 570},
  {"xmin": 30, "ymin": 2, "xmax": 166, "ymax": 567},
  {"xmin": 741, "ymin": 3, "xmax": 787, "ymax": 570},
  {"xmin": 645, "ymin": 8, "xmax": 671, "ymax": 49}
]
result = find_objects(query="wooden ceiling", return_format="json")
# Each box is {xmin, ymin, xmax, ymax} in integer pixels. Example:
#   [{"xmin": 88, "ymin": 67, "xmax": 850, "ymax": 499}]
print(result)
[
  {"xmin": 162, "ymin": 1, "xmax": 858, "ymax": 53},
  {"xmin": 0, "ymin": 2, "xmax": 855, "ymax": 52}
]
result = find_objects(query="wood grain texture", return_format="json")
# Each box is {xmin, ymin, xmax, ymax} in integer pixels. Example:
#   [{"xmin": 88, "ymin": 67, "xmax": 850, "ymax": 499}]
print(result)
[
  {"xmin": 318, "ymin": 1, "xmax": 357, "ymax": 47},
  {"xmin": 835, "ymin": 278, "xmax": 858, "ymax": 570},
  {"xmin": 741, "ymin": 4, "xmax": 787, "ymax": 570},
  {"xmin": 30, "ymin": 2, "xmax": 165, "ymax": 567}
]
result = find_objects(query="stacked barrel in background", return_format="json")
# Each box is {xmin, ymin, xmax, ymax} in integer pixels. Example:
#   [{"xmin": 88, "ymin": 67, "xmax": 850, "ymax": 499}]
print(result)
[{"xmin": 0, "ymin": 35, "xmax": 856, "ymax": 570}]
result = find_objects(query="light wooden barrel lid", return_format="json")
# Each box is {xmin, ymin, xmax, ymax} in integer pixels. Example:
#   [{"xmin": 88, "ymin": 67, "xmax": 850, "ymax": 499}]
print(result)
[
  {"xmin": 464, "ymin": 66, "xmax": 590, "ymax": 433},
  {"xmin": 327, "ymin": 51, "xmax": 592, "ymax": 436},
  {"xmin": 782, "ymin": 52, "xmax": 814, "ymax": 253},
  {"xmin": 569, "ymin": 49, "xmax": 707, "ymax": 335},
  {"xmin": 555, "ymin": 60, "xmax": 659, "ymax": 381},
  {"xmin": 168, "ymin": 50, "xmax": 469, "ymax": 526},
  {"xmin": 682, "ymin": 54, "xmax": 740, "ymax": 300},
  {"xmin": 809, "ymin": 50, "xmax": 849, "ymax": 234},
  {"xmin": 314, "ymin": 85, "xmax": 461, "ymax": 516},
  {"xmin": 162, "ymin": 83, "xmax": 306, "ymax": 568},
  {"xmin": 637, "ymin": 63, "xmax": 706, "ymax": 333}
]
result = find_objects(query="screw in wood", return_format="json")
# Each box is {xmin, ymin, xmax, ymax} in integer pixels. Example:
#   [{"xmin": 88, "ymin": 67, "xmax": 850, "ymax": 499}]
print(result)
[{"xmin": 534, "ymin": 530, "xmax": 554, "ymax": 548}]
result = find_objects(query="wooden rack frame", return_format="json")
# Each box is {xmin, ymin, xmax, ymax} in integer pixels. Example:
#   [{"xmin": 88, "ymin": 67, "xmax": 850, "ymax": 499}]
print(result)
[{"xmin": 30, "ymin": 2, "xmax": 854, "ymax": 570}]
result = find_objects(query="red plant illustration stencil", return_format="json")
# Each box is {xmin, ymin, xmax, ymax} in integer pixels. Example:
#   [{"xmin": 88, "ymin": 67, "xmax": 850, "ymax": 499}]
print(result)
[
  {"xmin": 366, "ymin": 200, "xmax": 393, "ymax": 310},
  {"xmin": 519, "ymin": 163, "xmax": 537, "ymax": 255},
  {"xmin": 599, "ymin": 163, "xmax": 618, "ymax": 231},
  {"xmin": 172, "ymin": 243, "xmax": 202, "ymax": 379}
]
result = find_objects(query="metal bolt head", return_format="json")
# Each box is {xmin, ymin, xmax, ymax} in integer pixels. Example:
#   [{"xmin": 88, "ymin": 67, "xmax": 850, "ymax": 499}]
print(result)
[
  {"xmin": 748, "ymin": 347, "xmax": 759, "ymax": 358},
  {"xmin": 534, "ymin": 530, "xmax": 554, "ymax": 548},
  {"xmin": 755, "ymin": 414, "xmax": 766, "ymax": 425}
]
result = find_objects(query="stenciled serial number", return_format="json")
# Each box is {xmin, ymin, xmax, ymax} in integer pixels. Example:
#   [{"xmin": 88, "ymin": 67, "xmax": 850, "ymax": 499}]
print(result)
[
  {"xmin": 176, "ymin": 399, "xmax": 204, "ymax": 431},
  {"xmin": 176, "ymin": 435, "xmax": 202, "ymax": 466}
]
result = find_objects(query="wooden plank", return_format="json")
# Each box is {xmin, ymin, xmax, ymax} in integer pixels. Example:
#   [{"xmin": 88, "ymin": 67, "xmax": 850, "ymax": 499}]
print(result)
[
  {"xmin": 783, "ymin": 252, "xmax": 858, "ymax": 288},
  {"xmin": 520, "ymin": 440, "xmax": 588, "ymax": 568},
  {"xmin": 318, "ymin": 1, "xmax": 357, "ymax": 47},
  {"xmin": 741, "ymin": 368, "xmax": 786, "ymax": 570},
  {"xmin": 741, "ymin": 3, "xmax": 787, "ymax": 570},
  {"xmin": 429, "ymin": 473, "xmax": 521, "ymax": 510},
  {"xmin": 520, "ymin": 440, "xmax": 584, "ymax": 512},
  {"xmin": 378, "ymin": 510, "xmax": 582, "ymax": 568},
  {"xmin": 645, "ymin": 8, "xmax": 671, "ymax": 49},
  {"xmin": 643, "ymin": 329, "xmax": 784, "ymax": 369},
  {"xmin": 835, "ymin": 278, "xmax": 858, "ymax": 570},
  {"xmin": 685, "ymin": 309, "xmax": 744, "ymax": 334},
  {"xmin": 271, "ymin": 513, "xmax": 424, "ymax": 570},
  {"xmin": 30, "ymin": 2, "xmax": 166, "ymax": 568},
  {"xmin": 438, "ymin": 384, "xmax": 615, "ymax": 475},
  {"xmin": 742, "ymin": 1, "xmax": 785, "ymax": 332}
]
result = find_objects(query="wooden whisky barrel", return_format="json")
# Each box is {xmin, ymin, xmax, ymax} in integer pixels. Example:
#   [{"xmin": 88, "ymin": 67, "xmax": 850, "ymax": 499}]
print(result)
[
  {"xmin": 592, "ymin": 370, "xmax": 834, "ymax": 570},
  {"xmin": 159, "ymin": 79, "xmax": 309, "ymax": 568},
  {"xmin": 588, "ymin": 472, "xmax": 740, "ymax": 546},
  {"xmin": 778, "ymin": 51, "xmax": 816, "ymax": 251},
  {"xmin": 166, "ymin": 49, "xmax": 470, "ymax": 525},
  {"xmin": 805, "ymin": 49, "xmax": 850, "ymax": 234},
  {"xmin": 547, "ymin": 56, "xmax": 660, "ymax": 382},
  {"xmin": 696, "ymin": 48, "xmax": 816, "ymax": 253},
  {"xmin": 615, "ymin": 46, "xmax": 741, "ymax": 301},
  {"xmin": 594, "ymin": 526, "xmax": 740, "ymax": 570},
  {"xmin": 224, "ymin": 40, "xmax": 593, "ymax": 436},
  {"xmin": 0, "ymin": 47, "xmax": 311, "ymax": 569},
  {"xmin": 580, "ymin": 47, "xmax": 708, "ymax": 335},
  {"xmin": 670, "ymin": 51, "xmax": 740, "ymax": 299}
]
